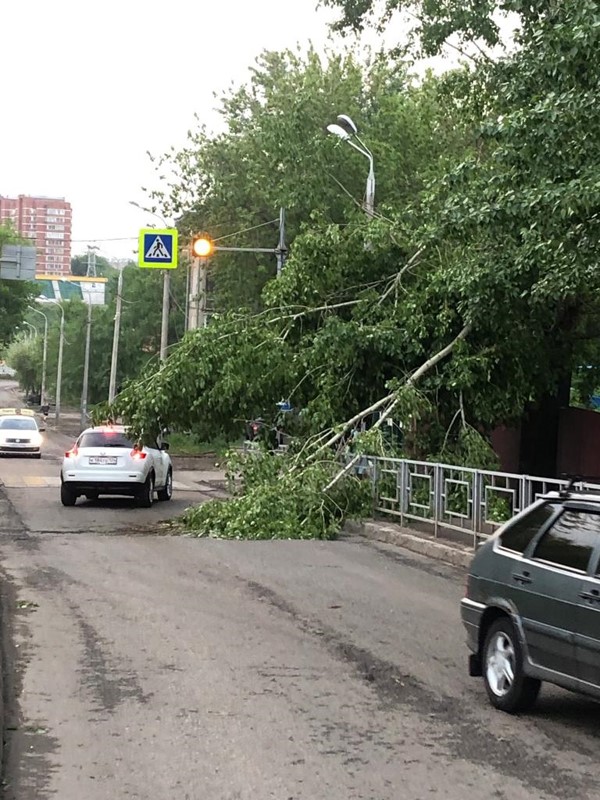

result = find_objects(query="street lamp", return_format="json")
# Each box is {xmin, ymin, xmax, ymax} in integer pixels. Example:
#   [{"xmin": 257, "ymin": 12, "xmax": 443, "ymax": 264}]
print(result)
[
  {"xmin": 22, "ymin": 321, "xmax": 37, "ymax": 340},
  {"xmin": 47, "ymin": 300, "xmax": 65, "ymax": 423},
  {"xmin": 327, "ymin": 114, "xmax": 375, "ymax": 217},
  {"xmin": 28, "ymin": 305, "xmax": 48, "ymax": 405}
]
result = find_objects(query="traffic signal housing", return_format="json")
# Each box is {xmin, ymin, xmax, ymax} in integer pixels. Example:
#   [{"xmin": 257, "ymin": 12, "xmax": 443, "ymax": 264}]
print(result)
[{"xmin": 191, "ymin": 234, "xmax": 214, "ymax": 258}]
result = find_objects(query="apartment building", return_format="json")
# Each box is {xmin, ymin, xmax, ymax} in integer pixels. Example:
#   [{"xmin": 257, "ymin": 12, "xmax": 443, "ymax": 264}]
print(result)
[{"xmin": 0, "ymin": 194, "xmax": 72, "ymax": 275}]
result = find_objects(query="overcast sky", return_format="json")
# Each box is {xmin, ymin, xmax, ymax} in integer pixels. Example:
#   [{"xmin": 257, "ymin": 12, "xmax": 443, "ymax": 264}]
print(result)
[{"xmin": 2, "ymin": 0, "xmax": 347, "ymax": 261}]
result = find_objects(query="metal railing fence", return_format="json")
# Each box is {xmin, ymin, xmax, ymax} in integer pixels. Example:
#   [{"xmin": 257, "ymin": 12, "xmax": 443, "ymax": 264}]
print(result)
[{"xmin": 362, "ymin": 456, "xmax": 600, "ymax": 549}]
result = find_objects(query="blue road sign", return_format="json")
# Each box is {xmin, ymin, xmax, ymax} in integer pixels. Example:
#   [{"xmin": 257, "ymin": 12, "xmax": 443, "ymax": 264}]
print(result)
[{"xmin": 138, "ymin": 228, "xmax": 178, "ymax": 269}]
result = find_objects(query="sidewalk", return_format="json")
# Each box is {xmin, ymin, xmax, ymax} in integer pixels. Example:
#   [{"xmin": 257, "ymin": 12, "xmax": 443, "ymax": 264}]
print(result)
[{"xmin": 344, "ymin": 519, "xmax": 474, "ymax": 569}]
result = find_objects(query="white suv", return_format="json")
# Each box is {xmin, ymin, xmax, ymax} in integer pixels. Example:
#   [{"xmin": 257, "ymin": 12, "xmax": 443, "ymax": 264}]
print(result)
[{"xmin": 60, "ymin": 425, "xmax": 173, "ymax": 507}]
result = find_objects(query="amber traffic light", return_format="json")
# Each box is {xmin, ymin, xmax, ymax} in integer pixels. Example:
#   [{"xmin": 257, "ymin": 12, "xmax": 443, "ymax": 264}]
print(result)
[{"xmin": 191, "ymin": 234, "xmax": 214, "ymax": 258}]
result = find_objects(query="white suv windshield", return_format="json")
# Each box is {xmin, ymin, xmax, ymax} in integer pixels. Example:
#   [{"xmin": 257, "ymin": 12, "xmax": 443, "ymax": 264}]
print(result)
[{"xmin": 79, "ymin": 432, "xmax": 134, "ymax": 448}]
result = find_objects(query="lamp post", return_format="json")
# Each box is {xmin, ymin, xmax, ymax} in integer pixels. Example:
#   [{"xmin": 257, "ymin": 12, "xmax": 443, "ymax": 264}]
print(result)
[
  {"xmin": 80, "ymin": 300, "xmax": 92, "ymax": 429},
  {"xmin": 22, "ymin": 321, "xmax": 37, "ymax": 340},
  {"xmin": 47, "ymin": 301, "xmax": 65, "ymax": 423},
  {"xmin": 327, "ymin": 114, "xmax": 375, "ymax": 217},
  {"xmin": 129, "ymin": 201, "xmax": 172, "ymax": 361},
  {"xmin": 28, "ymin": 306, "xmax": 48, "ymax": 405}
]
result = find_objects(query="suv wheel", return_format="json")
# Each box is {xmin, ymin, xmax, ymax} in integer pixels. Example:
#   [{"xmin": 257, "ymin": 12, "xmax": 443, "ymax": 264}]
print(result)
[
  {"xmin": 483, "ymin": 617, "xmax": 541, "ymax": 713},
  {"xmin": 60, "ymin": 482, "xmax": 77, "ymax": 507},
  {"xmin": 137, "ymin": 473, "xmax": 154, "ymax": 508},
  {"xmin": 157, "ymin": 469, "xmax": 173, "ymax": 502}
]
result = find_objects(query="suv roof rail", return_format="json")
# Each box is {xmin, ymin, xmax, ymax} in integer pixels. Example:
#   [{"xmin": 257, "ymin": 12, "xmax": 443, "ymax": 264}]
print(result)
[{"xmin": 558, "ymin": 474, "xmax": 583, "ymax": 497}]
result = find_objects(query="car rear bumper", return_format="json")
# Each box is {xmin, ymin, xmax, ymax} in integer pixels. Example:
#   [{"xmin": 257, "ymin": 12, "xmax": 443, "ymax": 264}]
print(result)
[
  {"xmin": 62, "ymin": 468, "xmax": 146, "ymax": 483},
  {"xmin": 61, "ymin": 469, "xmax": 147, "ymax": 496},
  {"xmin": 64, "ymin": 482, "xmax": 146, "ymax": 497},
  {"xmin": 461, "ymin": 597, "xmax": 485, "ymax": 652},
  {"xmin": 0, "ymin": 445, "xmax": 40, "ymax": 454}
]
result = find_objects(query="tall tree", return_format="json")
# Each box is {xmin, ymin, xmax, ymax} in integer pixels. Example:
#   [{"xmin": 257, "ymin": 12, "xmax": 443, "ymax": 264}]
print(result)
[
  {"xmin": 0, "ymin": 223, "xmax": 38, "ymax": 349},
  {"xmin": 147, "ymin": 48, "xmax": 468, "ymax": 312}
]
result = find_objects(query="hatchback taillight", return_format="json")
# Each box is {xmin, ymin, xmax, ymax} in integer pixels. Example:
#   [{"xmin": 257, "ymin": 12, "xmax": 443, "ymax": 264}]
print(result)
[
  {"xmin": 130, "ymin": 448, "xmax": 147, "ymax": 461},
  {"xmin": 65, "ymin": 444, "xmax": 78, "ymax": 458}
]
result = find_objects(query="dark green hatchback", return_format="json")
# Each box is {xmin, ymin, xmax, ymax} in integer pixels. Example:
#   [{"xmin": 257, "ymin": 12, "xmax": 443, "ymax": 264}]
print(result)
[{"xmin": 461, "ymin": 490, "xmax": 600, "ymax": 713}]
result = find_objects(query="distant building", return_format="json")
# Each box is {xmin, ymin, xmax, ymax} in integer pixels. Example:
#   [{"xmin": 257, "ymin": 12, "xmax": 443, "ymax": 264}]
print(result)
[
  {"xmin": 35, "ymin": 274, "xmax": 107, "ymax": 306},
  {"xmin": 0, "ymin": 194, "xmax": 72, "ymax": 276}
]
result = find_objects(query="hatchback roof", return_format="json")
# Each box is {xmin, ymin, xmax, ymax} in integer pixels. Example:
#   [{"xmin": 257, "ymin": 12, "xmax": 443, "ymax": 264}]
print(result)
[{"xmin": 81, "ymin": 425, "xmax": 127, "ymax": 435}]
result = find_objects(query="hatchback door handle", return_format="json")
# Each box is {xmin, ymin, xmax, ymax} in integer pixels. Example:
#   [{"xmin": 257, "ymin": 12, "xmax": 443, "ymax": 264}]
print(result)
[
  {"xmin": 512, "ymin": 571, "xmax": 532, "ymax": 584},
  {"xmin": 579, "ymin": 589, "xmax": 600, "ymax": 602}
]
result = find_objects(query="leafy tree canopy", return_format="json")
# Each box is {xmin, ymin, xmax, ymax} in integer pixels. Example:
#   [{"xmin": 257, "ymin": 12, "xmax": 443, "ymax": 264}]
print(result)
[{"xmin": 0, "ymin": 223, "xmax": 38, "ymax": 350}]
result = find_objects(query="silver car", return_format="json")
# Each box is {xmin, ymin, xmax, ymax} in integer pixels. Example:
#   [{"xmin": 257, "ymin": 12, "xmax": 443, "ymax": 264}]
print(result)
[{"xmin": 60, "ymin": 425, "xmax": 173, "ymax": 507}]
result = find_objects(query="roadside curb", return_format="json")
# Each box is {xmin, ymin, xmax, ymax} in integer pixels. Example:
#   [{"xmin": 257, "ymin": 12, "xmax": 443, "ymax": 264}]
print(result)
[{"xmin": 345, "ymin": 519, "xmax": 473, "ymax": 569}]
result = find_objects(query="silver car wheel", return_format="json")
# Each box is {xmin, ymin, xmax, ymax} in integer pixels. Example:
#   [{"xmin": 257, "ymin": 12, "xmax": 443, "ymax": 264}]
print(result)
[{"xmin": 486, "ymin": 631, "xmax": 515, "ymax": 697}]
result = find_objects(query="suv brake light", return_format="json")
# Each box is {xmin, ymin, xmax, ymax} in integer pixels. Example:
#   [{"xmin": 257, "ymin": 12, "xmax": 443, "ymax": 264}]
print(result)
[
  {"xmin": 130, "ymin": 448, "xmax": 147, "ymax": 461},
  {"xmin": 65, "ymin": 444, "xmax": 78, "ymax": 458}
]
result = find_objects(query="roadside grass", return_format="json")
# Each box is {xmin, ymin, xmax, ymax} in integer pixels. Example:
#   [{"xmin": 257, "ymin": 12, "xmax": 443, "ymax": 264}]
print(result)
[{"xmin": 167, "ymin": 431, "xmax": 234, "ymax": 457}]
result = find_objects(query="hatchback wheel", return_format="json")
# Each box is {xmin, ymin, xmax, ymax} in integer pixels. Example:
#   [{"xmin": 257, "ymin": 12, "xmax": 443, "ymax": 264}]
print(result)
[
  {"xmin": 157, "ymin": 469, "xmax": 173, "ymax": 502},
  {"xmin": 483, "ymin": 617, "xmax": 540, "ymax": 713},
  {"xmin": 60, "ymin": 483, "xmax": 77, "ymax": 507},
  {"xmin": 137, "ymin": 473, "xmax": 154, "ymax": 508}
]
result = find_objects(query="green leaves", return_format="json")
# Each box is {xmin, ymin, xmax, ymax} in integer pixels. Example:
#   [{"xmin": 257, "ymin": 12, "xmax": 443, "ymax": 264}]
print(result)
[{"xmin": 180, "ymin": 451, "xmax": 371, "ymax": 540}]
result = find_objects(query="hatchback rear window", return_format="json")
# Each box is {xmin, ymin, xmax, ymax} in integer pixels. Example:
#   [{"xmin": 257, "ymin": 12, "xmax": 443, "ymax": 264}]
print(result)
[
  {"xmin": 533, "ymin": 510, "xmax": 600, "ymax": 572},
  {"xmin": 78, "ymin": 431, "xmax": 133, "ymax": 448},
  {"xmin": 499, "ymin": 503, "xmax": 560, "ymax": 554}
]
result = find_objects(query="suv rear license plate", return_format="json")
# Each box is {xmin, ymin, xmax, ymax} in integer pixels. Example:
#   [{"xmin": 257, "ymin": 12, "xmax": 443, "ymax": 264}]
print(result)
[{"xmin": 89, "ymin": 457, "xmax": 117, "ymax": 465}]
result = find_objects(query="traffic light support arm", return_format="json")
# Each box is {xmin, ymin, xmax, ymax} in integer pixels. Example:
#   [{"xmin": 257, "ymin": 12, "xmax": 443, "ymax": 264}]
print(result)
[{"xmin": 212, "ymin": 245, "xmax": 285, "ymax": 254}]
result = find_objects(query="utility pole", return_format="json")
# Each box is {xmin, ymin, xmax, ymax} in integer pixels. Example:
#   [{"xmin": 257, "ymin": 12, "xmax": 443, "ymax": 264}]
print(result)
[
  {"xmin": 80, "ymin": 301, "xmax": 92, "ymax": 429},
  {"xmin": 198, "ymin": 259, "xmax": 209, "ymax": 329},
  {"xmin": 160, "ymin": 269, "xmax": 170, "ymax": 360},
  {"xmin": 108, "ymin": 267, "xmax": 124, "ymax": 402},
  {"xmin": 55, "ymin": 304, "xmax": 65, "ymax": 423}
]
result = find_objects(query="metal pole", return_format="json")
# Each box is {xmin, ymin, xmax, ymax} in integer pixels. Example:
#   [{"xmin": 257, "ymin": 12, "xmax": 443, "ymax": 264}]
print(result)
[
  {"xmin": 108, "ymin": 267, "xmax": 124, "ymax": 402},
  {"xmin": 23, "ymin": 321, "xmax": 36, "ymax": 339},
  {"xmin": 55, "ymin": 305, "xmax": 65, "ymax": 423},
  {"xmin": 365, "ymin": 158, "xmax": 375, "ymax": 217},
  {"xmin": 188, "ymin": 258, "xmax": 200, "ymax": 330},
  {"xmin": 160, "ymin": 270, "xmax": 170, "ymax": 360},
  {"xmin": 276, "ymin": 207, "xmax": 286, "ymax": 276},
  {"xmin": 41, "ymin": 316, "xmax": 48, "ymax": 406},
  {"xmin": 184, "ymin": 262, "xmax": 191, "ymax": 332},
  {"xmin": 81, "ymin": 301, "xmax": 92, "ymax": 429},
  {"xmin": 198, "ymin": 259, "xmax": 209, "ymax": 328}
]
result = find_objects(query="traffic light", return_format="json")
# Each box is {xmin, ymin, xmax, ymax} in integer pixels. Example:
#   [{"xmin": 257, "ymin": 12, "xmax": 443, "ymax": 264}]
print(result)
[{"xmin": 191, "ymin": 234, "xmax": 214, "ymax": 258}]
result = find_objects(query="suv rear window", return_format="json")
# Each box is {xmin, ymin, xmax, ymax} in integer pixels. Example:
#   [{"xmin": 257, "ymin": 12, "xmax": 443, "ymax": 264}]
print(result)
[
  {"xmin": 79, "ymin": 432, "xmax": 133, "ymax": 448},
  {"xmin": 499, "ymin": 502, "xmax": 560, "ymax": 554}
]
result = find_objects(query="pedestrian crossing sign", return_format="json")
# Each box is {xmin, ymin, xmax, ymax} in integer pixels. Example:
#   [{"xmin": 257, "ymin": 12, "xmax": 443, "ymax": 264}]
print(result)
[{"xmin": 138, "ymin": 228, "xmax": 178, "ymax": 269}]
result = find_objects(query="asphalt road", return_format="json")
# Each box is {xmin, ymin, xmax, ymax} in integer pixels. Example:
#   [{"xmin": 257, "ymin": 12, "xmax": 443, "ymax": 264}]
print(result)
[{"xmin": 0, "ymin": 384, "xmax": 599, "ymax": 799}]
